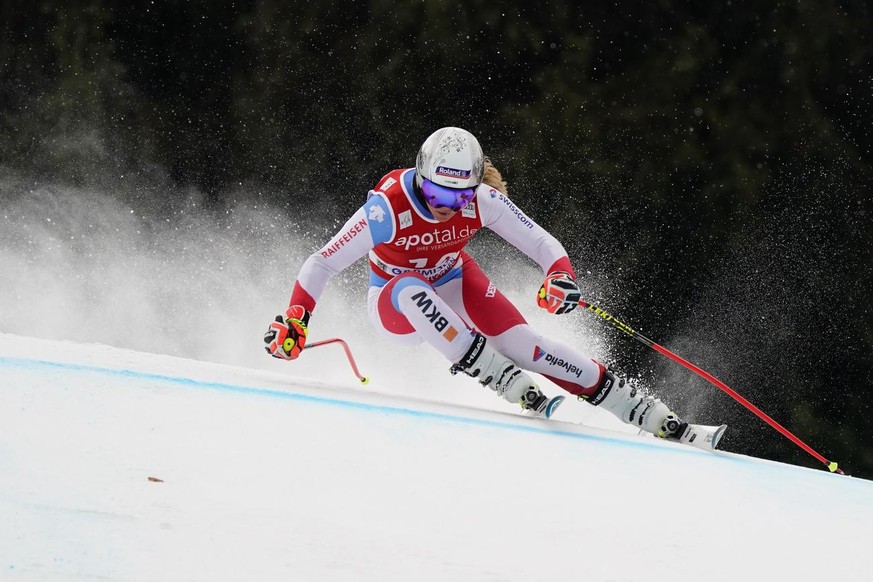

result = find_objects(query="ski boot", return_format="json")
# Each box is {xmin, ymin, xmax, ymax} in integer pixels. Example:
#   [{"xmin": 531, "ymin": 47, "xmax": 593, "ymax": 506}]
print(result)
[
  {"xmin": 585, "ymin": 368, "xmax": 726, "ymax": 450},
  {"xmin": 451, "ymin": 333, "xmax": 564, "ymax": 418},
  {"xmin": 520, "ymin": 386, "xmax": 566, "ymax": 419}
]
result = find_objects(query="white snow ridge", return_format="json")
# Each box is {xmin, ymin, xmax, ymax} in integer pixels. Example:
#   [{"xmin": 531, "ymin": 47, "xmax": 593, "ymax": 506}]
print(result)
[{"xmin": 1, "ymin": 333, "xmax": 871, "ymax": 582}]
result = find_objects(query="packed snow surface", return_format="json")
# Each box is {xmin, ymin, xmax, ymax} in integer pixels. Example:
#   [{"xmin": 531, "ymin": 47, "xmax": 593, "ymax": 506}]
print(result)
[{"xmin": 1, "ymin": 333, "xmax": 871, "ymax": 581}]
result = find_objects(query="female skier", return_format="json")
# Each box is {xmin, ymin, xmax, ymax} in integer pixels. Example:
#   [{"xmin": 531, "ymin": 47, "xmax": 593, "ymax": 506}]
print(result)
[{"xmin": 264, "ymin": 127, "xmax": 724, "ymax": 448}]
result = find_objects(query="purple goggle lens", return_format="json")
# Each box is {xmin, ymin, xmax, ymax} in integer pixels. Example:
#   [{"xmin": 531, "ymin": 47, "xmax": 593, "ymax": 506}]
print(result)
[{"xmin": 421, "ymin": 179, "xmax": 476, "ymax": 212}]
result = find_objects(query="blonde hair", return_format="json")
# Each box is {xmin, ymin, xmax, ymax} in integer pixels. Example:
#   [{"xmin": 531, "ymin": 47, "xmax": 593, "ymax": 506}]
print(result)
[{"xmin": 482, "ymin": 157, "xmax": 508, "ymax": 195}]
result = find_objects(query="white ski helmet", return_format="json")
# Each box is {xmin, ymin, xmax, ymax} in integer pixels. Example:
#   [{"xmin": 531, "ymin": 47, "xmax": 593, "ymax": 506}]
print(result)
[{"xmin": 415, "ymin": 127, "xmax": 484, "ymax": 189}]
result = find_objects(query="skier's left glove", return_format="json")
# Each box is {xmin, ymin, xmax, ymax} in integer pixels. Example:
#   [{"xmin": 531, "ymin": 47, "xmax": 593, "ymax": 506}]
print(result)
[
  {"xmin": 537, "ymin": 271, "xmax": 581, "ymax": 315},
  {"xmin": 263, "ymin": 305, "xmax": 310, "ymax": 360}
]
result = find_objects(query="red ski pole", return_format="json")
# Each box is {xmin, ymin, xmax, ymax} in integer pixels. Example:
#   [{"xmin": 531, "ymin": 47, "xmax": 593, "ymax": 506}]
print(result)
[
  {"xmin": 304, "ymin": 338, "xmax": 370, "ymax": 385},
  {"xmin": 578, "ymin": 299, "xmax": 844, "ymax": 475}
]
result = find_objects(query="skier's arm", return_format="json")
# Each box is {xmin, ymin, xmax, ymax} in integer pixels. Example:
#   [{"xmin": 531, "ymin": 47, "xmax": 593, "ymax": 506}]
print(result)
[
  {"xmin": 289, "ymin": 205, "xmax": 375, "ymax": 312},
  {"xmin": 477, "ymin": 188, "xmax": 575, "ymax": 277},
  {"xmin": 289, "ymin": 191, "xmax": 394, "ymax": 312},
  {"xmin": 477, "ymin": 188, "xmax": 582, "ymax": 314},
  {"xmin": 266, "ymin": 196, "xmax": 389, "ymax": 361}
]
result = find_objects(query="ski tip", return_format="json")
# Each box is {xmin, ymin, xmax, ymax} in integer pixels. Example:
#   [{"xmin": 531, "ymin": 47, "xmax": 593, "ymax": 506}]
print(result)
[
  {"xmin": 711, "ymin": 424, "xmax": 728, "ymax": 450},
  {"xmin": 544, "ymin": 395, "xmax": 566, "ymax": 419}
]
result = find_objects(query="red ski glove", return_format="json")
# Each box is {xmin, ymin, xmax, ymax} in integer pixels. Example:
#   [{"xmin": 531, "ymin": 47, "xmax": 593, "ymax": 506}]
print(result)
[
  {"xmin": 264, "ymin": 305, "xmax": 311, "ymax": 360},
  {"xmin": 537, "ymin": 271, "xmax": 581, "ymax": 315}
]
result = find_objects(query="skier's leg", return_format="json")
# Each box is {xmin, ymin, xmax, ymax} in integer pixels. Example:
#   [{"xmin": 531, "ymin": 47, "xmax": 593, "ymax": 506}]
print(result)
[
  {"xmin": 368, "ymin": 272, "xmax": 551, "ymax": 413},
  {"xmin": 446, "ymin": 257, "xmax": 687, "ymax": 439},
  {"xmin": 499, "ymin": 322, "xmax": 693, "ymax": 436},
  {"xmin": 492, "ymin": 325, "xmax": 683, "ymax": 436},
  {"xmin": 368, "ymin": 272, "xmax": 472, "ymax": 362}
]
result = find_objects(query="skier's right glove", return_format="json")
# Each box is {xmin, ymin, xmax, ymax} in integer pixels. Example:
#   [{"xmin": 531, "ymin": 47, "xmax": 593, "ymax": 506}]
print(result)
[
  {"xmin": 263, "ymin": 305, "xmax": 310, "ymax": 360},
  {"xmin": 537, "ymin": 271, "xmax": 581, "ymax": 315}
]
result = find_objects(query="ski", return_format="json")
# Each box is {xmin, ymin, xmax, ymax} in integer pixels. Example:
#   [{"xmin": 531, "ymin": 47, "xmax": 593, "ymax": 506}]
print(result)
[
  {"xmin": 672, "ymin": 423, "xmax": 728, "ymax": 451},
  {"xmin": 543, "ymin": 395, "xmax": 566, "ymax": 419},
  {"xmin": 525, "ymin": 394, "xmax": 725, "ymax": 452},
  {"xmin": 523, "ymin": 394, "xmax": 566, "ymax": 419}
]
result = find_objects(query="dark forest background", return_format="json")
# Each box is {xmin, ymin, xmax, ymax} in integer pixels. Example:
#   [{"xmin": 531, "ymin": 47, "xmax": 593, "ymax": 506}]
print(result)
[{"xmin": 2, "ymin": 1, "xmax": 871, "ymax": 477}]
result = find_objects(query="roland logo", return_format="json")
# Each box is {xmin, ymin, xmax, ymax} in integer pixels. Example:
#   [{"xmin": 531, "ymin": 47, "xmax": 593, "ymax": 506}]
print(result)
[{"xmin": 435, "ymin": 166, "xmax": 471, "ymax": 179}]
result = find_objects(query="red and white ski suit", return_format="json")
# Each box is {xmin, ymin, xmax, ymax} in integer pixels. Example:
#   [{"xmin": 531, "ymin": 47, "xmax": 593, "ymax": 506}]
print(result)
[{"xmin": 289, "ymin": 168, "xmax": 604, "ymax": 396}]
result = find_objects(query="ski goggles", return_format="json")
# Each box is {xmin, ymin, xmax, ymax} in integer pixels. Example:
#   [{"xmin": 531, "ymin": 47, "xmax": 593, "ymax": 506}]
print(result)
[{"xmin": 420, "ymin": 178, "xmax": 477, "ymax": 212}]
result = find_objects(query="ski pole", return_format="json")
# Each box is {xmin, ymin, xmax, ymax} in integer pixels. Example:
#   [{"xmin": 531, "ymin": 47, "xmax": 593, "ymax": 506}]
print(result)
[
  {"xmin": 304, "ymin": 338, "xmax": 370, "ymax": 384},
  {"xmin": 577, "ymin": 299, "xmax": 845, "ymax": 475}
]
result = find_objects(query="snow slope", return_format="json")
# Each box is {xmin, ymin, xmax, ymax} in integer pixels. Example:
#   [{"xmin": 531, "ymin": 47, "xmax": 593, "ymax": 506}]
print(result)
[{"xmin": 2, "ymin": 333, "xmax": 871, "ymax": 582}]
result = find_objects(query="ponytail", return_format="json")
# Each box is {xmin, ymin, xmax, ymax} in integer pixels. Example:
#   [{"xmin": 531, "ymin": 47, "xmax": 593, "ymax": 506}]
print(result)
[{"xmin": 482, "ymin": 157, "xmax": 509, "ymax": 195}]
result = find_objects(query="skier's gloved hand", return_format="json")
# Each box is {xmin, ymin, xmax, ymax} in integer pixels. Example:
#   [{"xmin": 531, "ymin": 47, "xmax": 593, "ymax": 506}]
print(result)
[
  {"xmin": 537, "ymin": 271, "xmax": 581, "ymax": 315},
  {"xmin": 264, "ymin": 305, "xmax": 311, "ymax": 360}
]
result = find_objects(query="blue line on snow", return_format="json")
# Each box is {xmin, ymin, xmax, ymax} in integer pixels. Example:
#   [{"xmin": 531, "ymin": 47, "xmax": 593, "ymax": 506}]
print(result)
[
  {"xmin": 2, "ymin": 355, "xmax": 656, "ymax": 443},
  {"xmin": 0, "ymin": 355, "xmax": 833, "ymax": 476}
]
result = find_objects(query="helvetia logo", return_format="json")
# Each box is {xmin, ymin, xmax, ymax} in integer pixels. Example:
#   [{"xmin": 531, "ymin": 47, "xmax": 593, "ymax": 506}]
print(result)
[{"xmin": 532, "ymin": 346, "xmax": 583, "ymax": 378}]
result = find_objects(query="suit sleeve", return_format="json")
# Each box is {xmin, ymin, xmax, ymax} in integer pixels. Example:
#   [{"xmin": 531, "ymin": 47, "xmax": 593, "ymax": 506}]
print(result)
[
  {"xmin": 476, "ymin": 187, "xmax": 575, "ymax": 278},
  {"xmin": 289, "ymin": 203, "xmax": 376, "ymax": 312}
]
